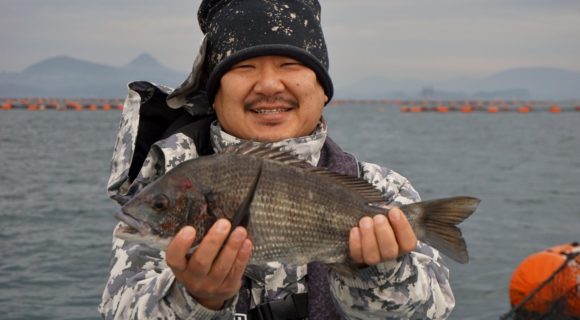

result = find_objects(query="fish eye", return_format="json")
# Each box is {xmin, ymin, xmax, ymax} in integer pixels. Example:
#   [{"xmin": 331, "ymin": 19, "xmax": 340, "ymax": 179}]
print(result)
[{"xmin": 151, "ymin": 194, "xmax": 170, "ymax": 211}]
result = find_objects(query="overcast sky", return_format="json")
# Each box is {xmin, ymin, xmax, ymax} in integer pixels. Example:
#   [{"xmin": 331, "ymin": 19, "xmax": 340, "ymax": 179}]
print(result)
[{"xmin": 2, "ymin": 0, "xmax": 579, "ymax": 84}]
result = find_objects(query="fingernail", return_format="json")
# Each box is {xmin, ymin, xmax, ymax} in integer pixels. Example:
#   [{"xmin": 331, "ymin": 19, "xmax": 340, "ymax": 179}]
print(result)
[
  {"xmin": 241, "ymin": 240, "xmax": 252, "ymax": 253},
  {"xmin": 215, "ymin": 219, "xmax": 230, "ymax": 233},
  {"xmin": 231, "ymin": 227, "xmax": 245, "ymax": 241},
  {"xmin": 360, "ymin": 217, "xmax": 372, "ymax": 229},
  {"xmin": 389, "ymin": 210, "xmax": 401, "ymax": 222},
  {"xmin": 350, "ymin": 228, "xmax": 360, "ymax": 240},
  {"xmin": 179, "ymin": 227, "xmax": 194, "ymax": 239},
  {"xmin": 373, "ymin": 214, "xmax": 387, "ymax": 225}
]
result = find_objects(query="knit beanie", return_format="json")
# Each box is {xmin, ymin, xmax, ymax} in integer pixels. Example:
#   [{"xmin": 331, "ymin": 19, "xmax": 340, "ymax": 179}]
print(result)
[{"xmin": 199, "ymin": 0, "xmax": 334, "ymax": 105}]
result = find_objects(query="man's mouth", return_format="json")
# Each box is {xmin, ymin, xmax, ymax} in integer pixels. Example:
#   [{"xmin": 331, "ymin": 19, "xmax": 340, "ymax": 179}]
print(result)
[
  {"xmin": 251, "ymin": 108, "xmax": 292, "ymax": 114},
  {"xmin": 245, "ymin": 96, "xmax": 299, "ymax": 114}
]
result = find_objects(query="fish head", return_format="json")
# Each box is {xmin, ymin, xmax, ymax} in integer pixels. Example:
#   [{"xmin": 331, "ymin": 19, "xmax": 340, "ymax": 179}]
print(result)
[{"xmin": 114, "ymin": 173, "xmax": 215, "ymax": 250}]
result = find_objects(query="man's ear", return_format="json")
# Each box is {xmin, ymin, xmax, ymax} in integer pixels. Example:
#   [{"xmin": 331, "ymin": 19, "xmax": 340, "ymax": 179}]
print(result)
[{"xmin": 324, "ymin": 95, "xmax": 329, "ymax": 103}]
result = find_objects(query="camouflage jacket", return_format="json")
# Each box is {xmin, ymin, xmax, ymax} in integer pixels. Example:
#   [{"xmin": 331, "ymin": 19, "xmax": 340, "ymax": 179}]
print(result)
[{"xmin": 99, "ymin": 83, "xmax": 455, "ymax": 319}]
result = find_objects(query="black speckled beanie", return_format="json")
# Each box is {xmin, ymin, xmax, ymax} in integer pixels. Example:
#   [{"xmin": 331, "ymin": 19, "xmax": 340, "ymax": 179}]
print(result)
[{"xmin": 199, "ymin": 0, "xmax": 334, "ymax": 105}]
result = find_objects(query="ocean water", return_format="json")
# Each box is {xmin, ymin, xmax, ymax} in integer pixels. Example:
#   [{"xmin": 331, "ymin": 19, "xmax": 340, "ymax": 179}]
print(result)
[{"xmin": 0, "ymin": 106, "xmax": 578, "ymax": 319}]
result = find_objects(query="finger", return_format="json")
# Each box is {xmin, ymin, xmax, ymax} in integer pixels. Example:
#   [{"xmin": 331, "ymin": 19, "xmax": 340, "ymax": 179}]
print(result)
[
  {"xmin": 166, "ymin": 226, "xmax": 196, "ymax": 274},
  {"xmin": 348, "ymin": 227, "xmax": 364, "ymax": 265},
  {"xmin": 373, "ymin": 214, "xmax": 398, "ymax": 260},
  {"xmin": 222, "ymin": 238, "xmax": 253, "ymax": 291},
  {"xmin": 388, "ymin": 208, "xmax": 417, "ymax": 254},
  {"xmin": 359, "ymin": 216, "xmax": 381, "ymax": 265},
  {"xmin": 187, "ymin": 219, "xmax": 231, "ymax": 275},
  {"xmin": 208, "ymin": 227, "xmax": 248, "ymax": 283}
]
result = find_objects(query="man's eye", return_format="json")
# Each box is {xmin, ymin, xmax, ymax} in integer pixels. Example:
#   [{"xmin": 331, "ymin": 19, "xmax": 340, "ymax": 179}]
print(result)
[
  {"xmin": 281, "ymin": 62, "xmax": 303, "ymax": 68},
  {"xmin": 233, "ymin": 64, "xmax": 255, "ymax": 70}
]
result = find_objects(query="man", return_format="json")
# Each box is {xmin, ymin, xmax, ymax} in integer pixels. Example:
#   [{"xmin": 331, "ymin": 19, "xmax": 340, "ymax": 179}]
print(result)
[{"xmin": 100, "ymin": 0, "xmax": 455, "ymax": 319}]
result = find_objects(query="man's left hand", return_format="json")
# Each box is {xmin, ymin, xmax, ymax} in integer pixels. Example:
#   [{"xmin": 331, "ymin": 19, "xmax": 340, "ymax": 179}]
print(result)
[{"xmin": 348, "ymin": 207, "xmax": 417, "ymax": 266}]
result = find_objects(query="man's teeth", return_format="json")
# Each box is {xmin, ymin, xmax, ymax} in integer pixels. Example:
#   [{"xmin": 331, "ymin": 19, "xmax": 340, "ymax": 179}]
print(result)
[{"xmin": 253, "ymin": 108, "xmax": 288, "ymax": 114}]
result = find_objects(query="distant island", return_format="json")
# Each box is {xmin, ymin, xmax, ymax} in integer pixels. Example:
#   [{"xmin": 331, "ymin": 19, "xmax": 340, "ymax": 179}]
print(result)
[{"xmin": 1, "ymin": 54, "xmax": 579, "ymax": 99}]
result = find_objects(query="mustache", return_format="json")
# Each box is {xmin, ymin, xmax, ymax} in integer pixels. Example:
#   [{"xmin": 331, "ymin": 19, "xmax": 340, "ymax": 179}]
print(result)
[{"xmin": 244, "ymin": 95, "xmax": 299, "ymax": 110}]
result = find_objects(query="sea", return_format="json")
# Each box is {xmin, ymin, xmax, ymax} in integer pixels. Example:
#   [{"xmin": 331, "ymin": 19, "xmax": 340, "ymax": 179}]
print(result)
[{"xmin": 0, "ymin": 105, "xmax": 578, "ymax": 319}]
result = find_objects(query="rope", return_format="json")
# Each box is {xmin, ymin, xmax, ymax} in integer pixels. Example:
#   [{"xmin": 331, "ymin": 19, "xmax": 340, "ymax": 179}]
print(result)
[{"xmin": 500, "ymin": 247, "xmax": 579, "ymax": 320}]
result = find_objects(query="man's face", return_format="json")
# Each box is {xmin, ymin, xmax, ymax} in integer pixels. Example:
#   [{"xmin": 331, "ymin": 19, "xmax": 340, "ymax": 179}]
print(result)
[{"xmin": 214, "ymin": 55, "xmax": 328, "ymax": 142}]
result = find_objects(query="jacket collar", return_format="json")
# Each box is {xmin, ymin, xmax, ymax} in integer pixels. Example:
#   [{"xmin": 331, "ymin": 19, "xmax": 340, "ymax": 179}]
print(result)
[{"xmin": 209, "ymin": 119, "xmax": 328, "ymax": 166}]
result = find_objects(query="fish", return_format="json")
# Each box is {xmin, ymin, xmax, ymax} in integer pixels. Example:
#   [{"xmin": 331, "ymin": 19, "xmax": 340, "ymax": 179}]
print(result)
[{"xmin": 114, "ymin": 142, "xmax": 480, "ymax": 268}]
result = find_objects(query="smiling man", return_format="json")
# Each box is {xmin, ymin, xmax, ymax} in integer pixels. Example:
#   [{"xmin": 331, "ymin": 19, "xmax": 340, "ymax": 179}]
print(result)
[
  {"xmin": 214, "ymin": 56, "xmax": 327, "ymax": 142},
  {"xmin": 100, "ymin": 0, "xmax": 455, "ymax": 319}
]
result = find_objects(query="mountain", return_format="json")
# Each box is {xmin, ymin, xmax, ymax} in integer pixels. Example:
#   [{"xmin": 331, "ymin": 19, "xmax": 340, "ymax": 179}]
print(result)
[
  {"xmin": 0, "ymin": 54, "xmax": 187, "ymax": 98},
  {"xmin": 337, "ymin": 67, "xmax": 580, "ymax": 100},
  {"xmin": 2, "ymin": 55, "xmax": 579, "ymax": 99}
]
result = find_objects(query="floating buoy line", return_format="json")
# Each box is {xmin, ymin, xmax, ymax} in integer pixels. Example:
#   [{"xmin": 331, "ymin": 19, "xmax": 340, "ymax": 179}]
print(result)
[
  {"xmin": 0, "ymin": 98, "xmax": 125, "ymax": 111},
  {"xmin": 1, "ymin": 98, "xmax": 580, "ymax": 113},
  {"xmin": 328, "ymin": 99, "xmax": 580, "ymax": 113}
]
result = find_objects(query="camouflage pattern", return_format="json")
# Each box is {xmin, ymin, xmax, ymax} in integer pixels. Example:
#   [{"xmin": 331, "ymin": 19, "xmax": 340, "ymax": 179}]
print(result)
[{"xmin": 99, "ymin": 84, "xmax": 455, "ymax": 319}]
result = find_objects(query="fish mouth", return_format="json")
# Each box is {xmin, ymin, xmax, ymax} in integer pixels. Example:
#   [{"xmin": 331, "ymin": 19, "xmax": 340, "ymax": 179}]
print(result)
[{"xmin": 114, "ymin": 210, "xmax": 152, "ymax": 236}]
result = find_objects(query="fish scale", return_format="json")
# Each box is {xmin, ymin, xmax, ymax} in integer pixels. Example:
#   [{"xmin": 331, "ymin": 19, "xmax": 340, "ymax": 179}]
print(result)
[{"xmin": 244, "ymin": 161, "xmax": 370, "ymax": 264}]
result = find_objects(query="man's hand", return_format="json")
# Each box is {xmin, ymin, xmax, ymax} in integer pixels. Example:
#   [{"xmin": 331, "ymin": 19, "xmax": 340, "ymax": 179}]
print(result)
[
  {"xmin": 349, "ymin": 207, "xmax": 417, "ymax": 266},
  {"xmin": 166, "ymin": 219, "xmax": 253, "ymax": 310}
]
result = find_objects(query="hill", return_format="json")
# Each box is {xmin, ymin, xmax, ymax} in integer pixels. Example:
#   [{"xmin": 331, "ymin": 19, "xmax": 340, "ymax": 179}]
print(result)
[
  {"xmin": 336, "ymin": 67, "xmax": 580, "ymax": 100},
  {"xmin": 1, "ymin": 55, "xmax": 579, "ymax": 100},
  {"xmin": 0, "ymin": 54, "xmax": 186, "ymax": 98}
]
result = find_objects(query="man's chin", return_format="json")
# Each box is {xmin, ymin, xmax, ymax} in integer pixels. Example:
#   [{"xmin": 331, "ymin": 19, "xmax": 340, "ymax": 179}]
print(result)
[{"xmin": 247, "ymin": 127, "xmax": 295, "ymax": 142}]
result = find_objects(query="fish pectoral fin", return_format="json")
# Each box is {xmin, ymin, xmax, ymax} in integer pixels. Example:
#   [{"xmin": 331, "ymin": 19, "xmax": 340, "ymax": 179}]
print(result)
[
  {"xmin": 231, "ymin": 162, "xmax": 263, "ymax": 229},
  {"xmin": 203, "ymin": 189, "xmax": 225, "ymax": 219}
]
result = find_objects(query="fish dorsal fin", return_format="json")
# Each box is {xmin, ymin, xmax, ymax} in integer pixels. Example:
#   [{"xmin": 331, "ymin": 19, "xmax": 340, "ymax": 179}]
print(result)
[
  {"xmin": 222, "ymin": 141, "xmax": 313, "ymax": 169},
  {"xmin": 308, "ymin": 168, "xmax": 386, "ymax": 203},
  {"xmin": 223, "ymin": 142, "xmax": 385, "ymax": 203}
]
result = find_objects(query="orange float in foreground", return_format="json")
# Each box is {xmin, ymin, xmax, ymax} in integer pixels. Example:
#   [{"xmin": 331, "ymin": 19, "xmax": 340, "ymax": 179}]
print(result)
[{"xmin": 508, "ymin": 242, "xmax": 580, "ymax": 318}]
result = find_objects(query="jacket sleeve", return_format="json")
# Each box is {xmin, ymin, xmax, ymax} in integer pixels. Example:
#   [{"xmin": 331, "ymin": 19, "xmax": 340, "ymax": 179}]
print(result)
[
  {"xmin": 328, "ymin": 162, "xmax": 455, "ymax": 320},
  {"xmin": 100, "ymin": 89, "xmax": 236, "ymax": 319},
  {"xmin": 98, "ymin": 227, "xmax": 237, "ymax": 319}
]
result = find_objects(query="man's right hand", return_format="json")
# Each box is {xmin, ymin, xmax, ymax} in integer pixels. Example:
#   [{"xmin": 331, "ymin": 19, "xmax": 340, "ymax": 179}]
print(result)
[{"xmin": 166, "ymin": 219, "xmax": 253, "ymax": 310}]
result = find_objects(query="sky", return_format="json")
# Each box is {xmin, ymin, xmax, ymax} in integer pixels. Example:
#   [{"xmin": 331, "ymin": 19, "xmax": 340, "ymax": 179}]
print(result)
[{"xmin": 1, "ymin": 0, "xmax": 580, "ymax": 85}]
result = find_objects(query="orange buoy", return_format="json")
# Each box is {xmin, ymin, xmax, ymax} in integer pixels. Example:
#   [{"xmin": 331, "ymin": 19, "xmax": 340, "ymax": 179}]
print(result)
[
  {"xmin": 487, "ymin": 106, "xmax": 500, "ymax": 113},
  {"xmin": 436, "ymin": 105, "xmax": 449, "ymax": 113},
  {"xmin": 508, "ymin": 242, "xmax": 580, "ymax": 318},
  {"xmin": 2, "ymin": 102, "xmax": 12, "ymax": 110},
  {"xmin": 410, "ymin": 106, "xmax": 422, "ymax": 113},
  {"xmin": 517, "ymin": 106, "xmax": 531, "ymax": 113},
  {"xmin": 549, "ymin": 105, "xmax": 561, "ymax": 113},
  {"xmin": 27, "ymin": 104, "xmax": 38, "ymax": 111},
  {"xmin": 460, "ymin": 104, "xmax": 473, "ymax": 113}
]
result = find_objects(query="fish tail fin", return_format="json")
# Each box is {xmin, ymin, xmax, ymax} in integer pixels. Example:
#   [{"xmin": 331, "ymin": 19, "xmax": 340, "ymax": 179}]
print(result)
[{"xmin": 401, "ymin": 196, "xmax": 480, "ymax": 264}]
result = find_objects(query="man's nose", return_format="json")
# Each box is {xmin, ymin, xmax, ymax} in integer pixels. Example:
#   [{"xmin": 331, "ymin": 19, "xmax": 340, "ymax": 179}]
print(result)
[{"xmin": 253, "ymin": 65, "xmax": 285, "ymax": 95}]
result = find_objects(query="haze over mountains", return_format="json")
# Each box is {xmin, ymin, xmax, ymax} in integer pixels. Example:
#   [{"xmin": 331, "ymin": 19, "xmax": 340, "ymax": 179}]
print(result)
[{"xmin": 1, "ymin": 54, "xmax": 579, "ymax": 100}]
